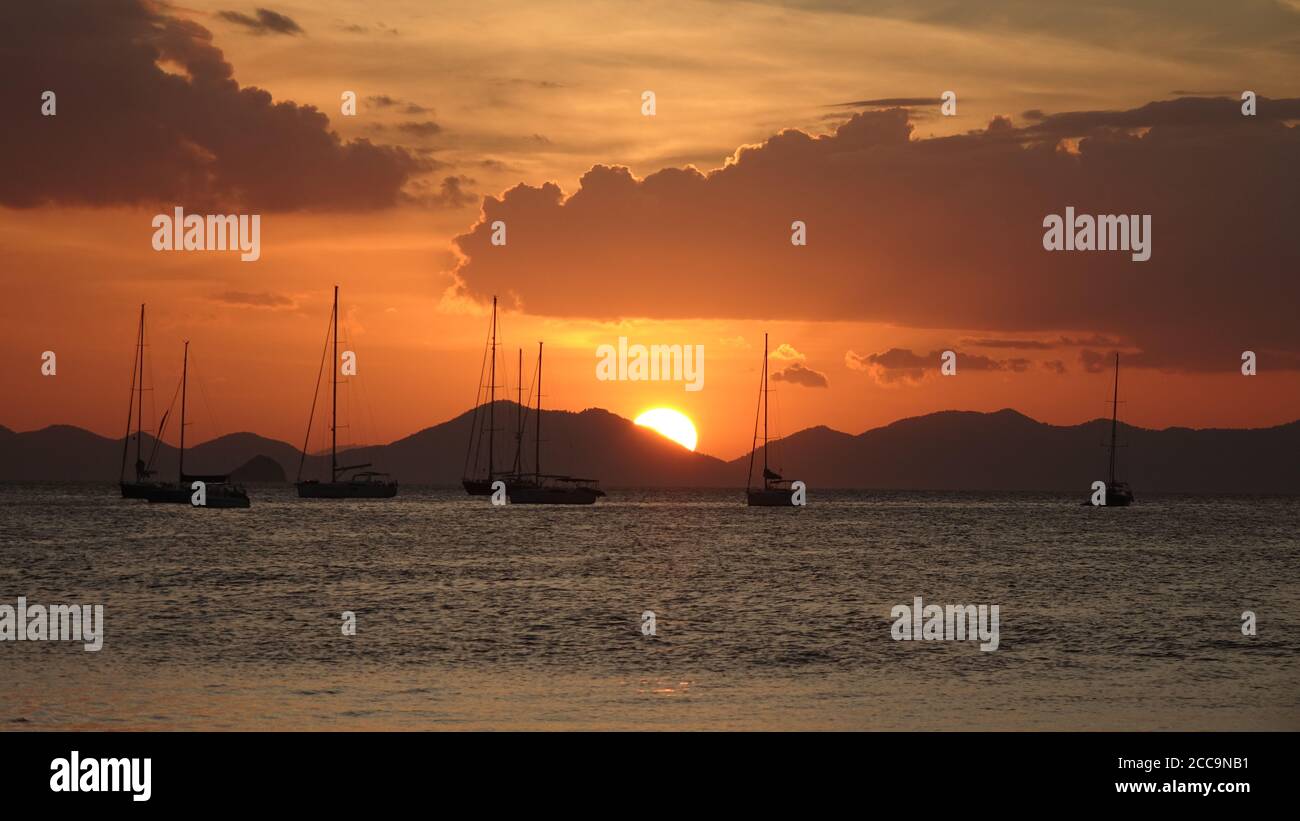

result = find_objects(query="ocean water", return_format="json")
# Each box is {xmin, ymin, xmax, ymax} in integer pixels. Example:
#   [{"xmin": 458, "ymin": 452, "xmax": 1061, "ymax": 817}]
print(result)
[{"xmin": 1, "ymin": 483, "xmax": 1297, "ymax": 731}]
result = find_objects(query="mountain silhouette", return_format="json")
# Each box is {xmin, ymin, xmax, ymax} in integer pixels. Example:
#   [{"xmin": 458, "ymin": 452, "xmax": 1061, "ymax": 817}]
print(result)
[
  {"xmin": 230, "ymin": 454, "xmax": 287, "ymax": 483},
  {"xmin": 1, "ymin": 405, "xmax": 1296, "ymax": 493},
  {"xmin": 731, "ymin": 408, "xmax": 1300, "ymax": 493}
]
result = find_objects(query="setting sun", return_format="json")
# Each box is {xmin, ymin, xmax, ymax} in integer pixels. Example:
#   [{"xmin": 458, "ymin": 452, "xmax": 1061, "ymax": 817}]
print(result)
[{"xmin": 635, "ymin": 408, "xmax": 698, "ymax": 452}]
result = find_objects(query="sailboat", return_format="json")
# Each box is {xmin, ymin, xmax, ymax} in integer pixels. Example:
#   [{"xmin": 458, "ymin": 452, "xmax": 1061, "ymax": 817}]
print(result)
[
  {"xmin": 140, "ymin": 341, "xmax": 251, "ymax": 508},
  {"xmin": 1087, "ymin": 352, "xmax": 1134, "ymax": 507},
  {"xmin": 506, "ymin": 342, "xmax": 605, "ymax": 505},
  {"xmin": 462, "ymin": 296, "xmax": 501, "ymax": 495},
  {"xmin": 295, "ymin": 286, "xmax": 398, "ymax": 499},
  {"xmin": 120, "ymin": 304, "xmax": 171, "ymax": 498},
  {"xmin": 746, "ymin": 333, "xmax": 798, "ymax": 507}
]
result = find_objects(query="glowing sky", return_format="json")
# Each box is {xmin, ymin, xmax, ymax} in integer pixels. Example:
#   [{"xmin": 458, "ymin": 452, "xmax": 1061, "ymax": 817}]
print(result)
[{"xmin": 3, "ymin": 0, "xmax": 1298, "ymax": 460}]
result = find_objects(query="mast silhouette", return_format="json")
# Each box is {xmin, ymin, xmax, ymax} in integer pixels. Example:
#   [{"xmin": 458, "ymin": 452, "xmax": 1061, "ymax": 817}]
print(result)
[
  {"xmin": 763, "ymin": 332, "xmax": 769, "ymax": 479},
  {"xmin": 460, "ymin": 297, "xmax": 501, "ymax": 495},
  {"xmin": 504, "ymin": 339, "xmax": 603, "ymax": 504},
  {"xmin": 488, "ymin": 296, "xmax": 497, "ymax": 483},
  {"xmin": 513, "ymin": 347, "xmax": 524, "ymax": 475},
  {"xmin": 1083, "ymin": 351, "xmax": 1132, "ymax": 506},
  {"xmin": 179, "ymin": 340, "xmax": 188, "ymax": 482},
  {"xmin": 120, "ymin": 303, "xmax": 146, "ymax": 482},
  {"xmin": 294, "ymin": 286, "xmax": 396, "ymax": 498},
  {"xmin": 135, "ymin": 305, "xmax": 145, "ymax": 476},
  {"xmin": 745, "ymin": 332, "xmax": 796, "ymax": 506},
  {"xmin": 331, "ymin": 285, "xmax": 338, "ymax": 482},
  {"xmin": 535, "ymin": 341, "xmax": 542, "ymax": 477},
  {"xmin": 1108, "ymin": 352, "xmax": 1120, "ymax": 488}
]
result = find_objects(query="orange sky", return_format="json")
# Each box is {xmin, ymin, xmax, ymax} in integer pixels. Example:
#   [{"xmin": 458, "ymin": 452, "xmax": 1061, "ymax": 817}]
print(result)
[{"xmin": 3, "ymin": 0, "xmax": 1299, "ymax": 460}]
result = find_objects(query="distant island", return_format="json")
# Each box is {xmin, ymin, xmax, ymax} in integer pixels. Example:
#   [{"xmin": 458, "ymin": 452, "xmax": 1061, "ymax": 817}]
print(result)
[{"xmin": 2, "ymin": 404, "xmax": 1297, "ymax": 494}]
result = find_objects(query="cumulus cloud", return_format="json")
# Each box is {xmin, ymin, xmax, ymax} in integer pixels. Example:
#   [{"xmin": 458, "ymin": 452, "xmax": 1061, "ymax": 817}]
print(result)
[
  {"xmin": 0, "ymin": 0, "xmax": 425, "ymax": 211},
  {"xmin": 449, "ymin": 98, "xmax": 1300, "ymax": 372},
  {"xmin": 769, "ymin": 343, "xmax": 806, "ymax": 361},
  {"xmin": 770, "ymin": 361, "xmax": 829, "ymax": 387}
]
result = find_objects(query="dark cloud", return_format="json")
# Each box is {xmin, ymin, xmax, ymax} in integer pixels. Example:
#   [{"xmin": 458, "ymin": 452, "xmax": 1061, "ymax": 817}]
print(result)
[
  {"xmin": 962, "ymin": 338, "xmax": 1054, "ymax": 350},
  {"xmin": 216, "ymin": 8, "xmax": 304, "ymax": 36},
  {"xmin": 1025, "ymin": 96, "xmax": 1300, "ymax": 137},
  {"xmin": 770, "ymin": 362, "xmax": 829, "ymax": 388},
  {"xmin": 367, "ymin": 95, "xmax": 431, "ymax": 114},
  {"xmin": 450, "ymin": 99, "xmax": 1300, "ymax": 373},
  {"xmin": 1083, "ymin": 347, "xmax": 1300, "ymax": 373},
  {"xmin": 338, "ymin": 21, "xmax": 399, "ymax": 36},
  {"xmin": 1043, "ymin": 360, "xmax": 1067, "ymax": 375},
  {"xmin": 0, "ymin": 0, "xmax": 425, "ymax": 211},
  {"xmin": 963, "ymin": 334, "xmax": 1123, "ymax": 350},
  {"xmin": 1059, "ymin": 334, "xmax": 1123, "ymax": 347},
  {"xmin": 396, "ymin": 121, "xmax": 443, "ymax": 138},
  {"xmin": 430, "ymin": 176, "xmax": 477, "ymax": 209},
  {"xmin": 844, "ymin": 348, "xmax": 1021, "ymax": 384}
]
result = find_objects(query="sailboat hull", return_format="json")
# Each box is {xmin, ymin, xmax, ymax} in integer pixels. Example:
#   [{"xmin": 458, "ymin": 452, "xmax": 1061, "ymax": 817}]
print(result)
[
  {"xmin": 120, "ymin": 481, "xmax": 169, "ymax": 499},
  {"xmin": 199, "ymin": 490, "xmax": 252, "ymax": 509},
  {"xmin": 296, "ymin": 480, "xmax": 398, "ymax": 499},
  {"xmin": 141, "ymin": 484, "xmax": 191, "ymax": 504},
  {"xmin": 129, "ymin": 482, "xmax": 251, "ymax": 507},
  {"xmin": 746, "ymin": 488, "xmax": 798, "ymax": 507},
  {"xmin": 1082, "ymin": 483, "xmax": 1134, "ymax": 507},
  {"xmin": 462, "ymin": 479, "xmax": 494, "ymax": 496}
]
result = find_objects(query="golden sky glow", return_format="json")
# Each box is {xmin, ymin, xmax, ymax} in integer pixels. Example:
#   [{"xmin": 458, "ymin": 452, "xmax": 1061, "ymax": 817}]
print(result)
[{"xmin": 3, "ymin": 1, "xmax": 1299, "ymax": 460}]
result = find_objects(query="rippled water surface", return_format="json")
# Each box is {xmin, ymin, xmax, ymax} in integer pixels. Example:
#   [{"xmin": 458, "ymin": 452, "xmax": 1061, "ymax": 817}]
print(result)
[{"xmin": 2, "ymin": 483, "xmax": 1297, "ymax": 730}]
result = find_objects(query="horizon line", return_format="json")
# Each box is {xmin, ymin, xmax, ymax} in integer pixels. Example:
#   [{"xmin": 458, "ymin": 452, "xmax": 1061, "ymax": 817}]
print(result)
[{"xmin": 6, "ymin": 404, "xmax": 1298, "ymax": 465}]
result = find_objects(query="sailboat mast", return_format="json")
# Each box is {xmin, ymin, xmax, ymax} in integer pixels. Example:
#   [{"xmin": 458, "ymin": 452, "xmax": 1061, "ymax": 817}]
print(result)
[
  {"xmin": 1108, "ymin": 352, "xmax": 1120, "ymax": 485},
  {"xmin": 179, "ymin": 340, "xmax": 189, "ymax": 482},
  {"xmin": 763, "ymin": 332, "xmax": 769, "ymax": 477},
  {"xmin": 121, "ymin": 304, "xmax": 144, "ymax": 482},
  {"xmin": 136, "ymin": 304, "xmax": 145, "ymax": 472},
  {"xmin": 746, "ymin": 332, "xmax": 765, "ymax": 492},
  {"xmin": 488, "ymin": 296, "xmax": 496, "ymax": 480},
  {"xmin": 535, "ymin": 342, "xmax": 542, "ymax": 477},
  {"xmin": 331, "ymin": 285, "xmax": 338, "ymax": 482},
  {"xmin": 514, "ymin": 347, "xmax": 523, "ymax": 475}
]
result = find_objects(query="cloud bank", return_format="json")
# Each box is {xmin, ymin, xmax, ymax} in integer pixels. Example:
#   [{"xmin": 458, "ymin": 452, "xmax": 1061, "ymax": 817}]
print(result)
[
  {"xmin": 451, "ymin": 97, "xmax": 1300, "ymax": 371},
  {"xmin": 1, "ymin": 0, "xmax": 424, "ymax": 211}
]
